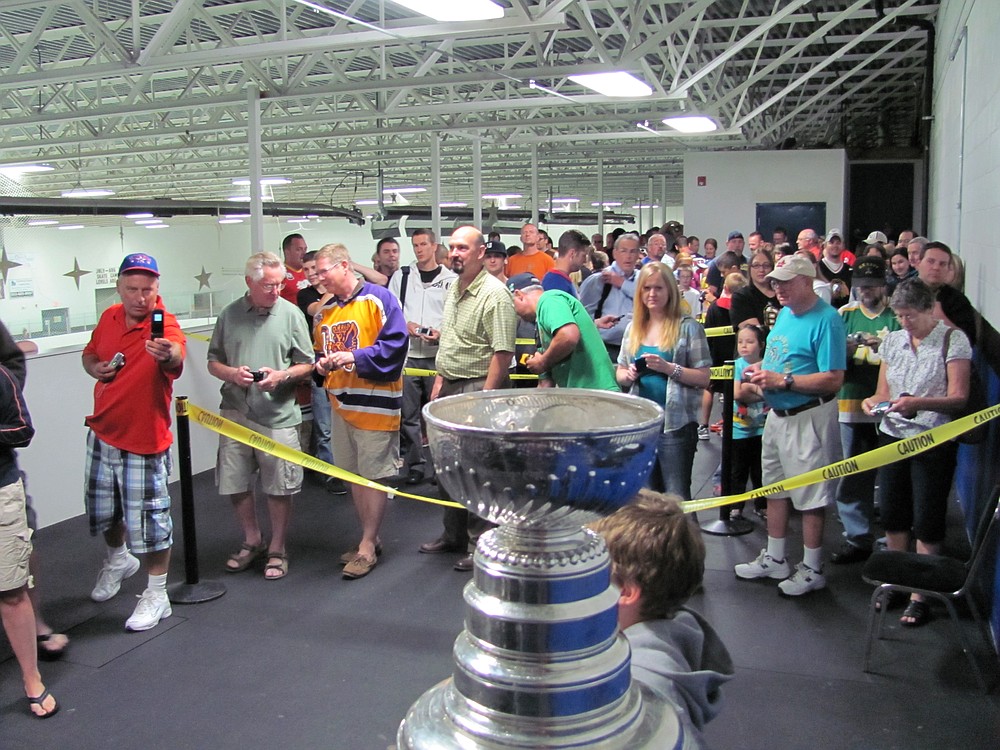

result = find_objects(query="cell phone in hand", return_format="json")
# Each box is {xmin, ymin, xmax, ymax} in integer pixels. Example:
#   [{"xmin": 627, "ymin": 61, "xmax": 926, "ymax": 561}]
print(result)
[
  {"xmin": 416, "ymin": 326, "xmax": 432, "ymax": 336},
  {"xmin": 150, "ymin": 309, "xmax": 165, "ymax": 339},
  {"xmin": 635, "ymin": 357, "xmax": 648, "ymax": 373},
  {"xmin": 251, "ymin": 370, "xmax": 266, "ymax": 382},
  {"xmin": 109, "ymin": 352, "xmax": 126, "ymax": 369}
]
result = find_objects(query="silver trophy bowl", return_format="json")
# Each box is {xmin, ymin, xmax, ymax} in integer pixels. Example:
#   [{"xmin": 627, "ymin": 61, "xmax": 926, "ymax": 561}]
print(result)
[
  {"xmin": 399, "ymin": 390, "xmax": 689, "ymax": 749},
  {"xmin": 423, "ymin": 388, "xmax": 663, "ymax": 527}
]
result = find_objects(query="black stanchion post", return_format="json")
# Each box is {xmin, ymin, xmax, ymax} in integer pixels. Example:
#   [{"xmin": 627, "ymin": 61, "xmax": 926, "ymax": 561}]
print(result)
[
  {"xmin": 167, "ymin": 396, "xmax": 226, "ymax": 604},
  {"xmin": 702, "ymin": 361, "xmax": 753, "ymax": 536}
]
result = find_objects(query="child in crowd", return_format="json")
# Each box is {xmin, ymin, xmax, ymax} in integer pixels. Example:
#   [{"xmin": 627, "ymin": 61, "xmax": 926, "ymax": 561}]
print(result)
[
  {"xmin": 0, "ymin": 363, "xmax": 59, "ymax": 719},
  {"xmin": 700, "ymin": 272, "xmax": 746, "ymax": 444},
  {"xmin": 675, "ymin": 264, "xmax": 702, "ymax": 317},
  {"xmin": 731, "ymin": 323, "xmax": 769, "ymax": 520},
  {"xmin": 590, "ymin": 490, "xmax": 733, "ymax": 746}
]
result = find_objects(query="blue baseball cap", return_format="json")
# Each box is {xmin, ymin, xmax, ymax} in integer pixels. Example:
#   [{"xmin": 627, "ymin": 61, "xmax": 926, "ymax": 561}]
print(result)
[{"xmin": 119, "ymin": 253, "xmax": 160, "ymax": 276}]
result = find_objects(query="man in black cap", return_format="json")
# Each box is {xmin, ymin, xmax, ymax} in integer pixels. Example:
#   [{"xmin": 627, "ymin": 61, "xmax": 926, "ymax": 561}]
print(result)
[
  {"xmin": 507, "ymin": 272, "xmax": 619, "ymax": 391},
  {"xmin": 830, "ymin": 255, "xmax": 901, "ymax": 563}
]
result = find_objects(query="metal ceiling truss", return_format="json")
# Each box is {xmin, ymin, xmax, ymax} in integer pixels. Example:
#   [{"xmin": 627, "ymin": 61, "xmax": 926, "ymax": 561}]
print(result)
[{"xmin": 0, "ymin": 0, "xmax": 939, "ymax": 217}]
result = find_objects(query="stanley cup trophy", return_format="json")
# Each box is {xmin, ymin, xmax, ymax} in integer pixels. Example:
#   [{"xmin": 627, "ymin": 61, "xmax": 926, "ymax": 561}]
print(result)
[{"xmin": 398, "ymin": 389, "xmax": 689, "ymax": 749}]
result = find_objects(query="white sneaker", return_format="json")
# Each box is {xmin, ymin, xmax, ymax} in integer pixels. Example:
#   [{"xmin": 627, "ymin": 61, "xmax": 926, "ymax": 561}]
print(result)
[
  {"xmin": 778, "ymin": 562, "xmax": 827, "ymax": 596},
  {"xmin": 734, "ymin": 549, "xmax": 790, "ymax": 580},
  {"xmin": 125, "ymin": 589, "xmax": 172, "ymax": 632},
  {"xmin": 697, "ymin": 424, "xmax": 710, "ymax": 441},
  {"xmin": 91, "ymin": 553, "xmax": 141, "ymax": 602}
]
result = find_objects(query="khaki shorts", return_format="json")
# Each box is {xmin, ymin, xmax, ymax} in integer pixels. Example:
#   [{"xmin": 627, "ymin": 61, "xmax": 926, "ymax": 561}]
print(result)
[
  {"xmin": 216, "ymin": 410, "xmax": 303, "ymax": 496},
  {"xmin": 761, "ymin": 398, "xmax": 842, "ymax": 511},
  {"xmin": 329, "ymin": 407, "xmax": 399, "ymax": 481},
  {"xmin": 0, "ymin": 479, "xmax": 33, "ymax": 593}
]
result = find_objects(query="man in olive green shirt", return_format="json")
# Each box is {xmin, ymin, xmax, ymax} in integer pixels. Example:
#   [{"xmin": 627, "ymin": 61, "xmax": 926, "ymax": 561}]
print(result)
[{"xmin": 420, "ymin": 226, "xmax": 516, "ymax": 571}]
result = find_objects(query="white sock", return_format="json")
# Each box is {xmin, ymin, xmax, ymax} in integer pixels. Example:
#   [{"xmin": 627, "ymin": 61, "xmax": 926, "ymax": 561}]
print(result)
[
  {"xmin": 148, "ymin": 573, "xmax": 168, "ymax": 597},
  {"xmin": 803, "ymin": 546, "xmax": 823, "ymax": 571},
  {"xmin": 109, "ymin": 544, "xmax": 130, "ymax": 564},
  {"xmin": 766, "ymin": 536, "xmax": 786, "ymax": 562}
]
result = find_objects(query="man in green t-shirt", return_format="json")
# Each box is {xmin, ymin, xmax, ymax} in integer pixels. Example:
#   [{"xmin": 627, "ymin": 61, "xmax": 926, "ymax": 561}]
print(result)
[
  {"xmin": 832, "ymin": 255, "xmax": 900, "ymax": 564},
  {"xmin": 507, "ymin": 273, "xmax": 619, "ymax": 391}
]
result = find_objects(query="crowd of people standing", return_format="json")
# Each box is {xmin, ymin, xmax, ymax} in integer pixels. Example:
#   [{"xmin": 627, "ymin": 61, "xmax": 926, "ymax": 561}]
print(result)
[{"xmin": 0, "ymin": 217, "xmax": 985, "ymax": 724}]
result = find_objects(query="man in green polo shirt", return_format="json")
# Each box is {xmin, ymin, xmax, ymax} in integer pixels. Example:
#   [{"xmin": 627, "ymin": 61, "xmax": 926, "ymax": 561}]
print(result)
[{"xmin": 507, "ymin": 273, "xmax": 620, "ymax": 392}]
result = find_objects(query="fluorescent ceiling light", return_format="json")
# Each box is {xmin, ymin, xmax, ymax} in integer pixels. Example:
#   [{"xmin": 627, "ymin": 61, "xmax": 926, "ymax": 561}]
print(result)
[
  {"xmin": 145, "ymin": 224, "xmax": 169, "ymax": 229},
  {"xmin": 125, "ymin": 212, "xmax": 154, "ymax": 219},
  {"xmin": 0, "ymin": 163, "xmax": 54, "ymax": 176},
  {"xmin": 439, "ymin": 202, "xmax": 467, "ymax": 208},
  {"xmin": 390, "ymin": 0, "xmax": 503, "ymax": 22},
  {"xmin": 631, "ymin": 204, "xmax": 660, "ymax": 209},
  {"xmin": 232, "ymin": 177, "xmax": 292, "ymax": 186},
  {"xmin": 591, "ymin": 202, "xmax": 623, "ymax": 208},
  {"xmin": 219, "ymin": 218, "xmax": 244, "ymax": 224},
  {"xmin": 569, "ymin": 72, "xmax": 652, "ymax": 98},
  {"xmin": 355, "ymin": 199, "xmax": 380, "ymax": 206},
  {"xmin": 382, "ymin": 186, "xmax": 426, "ymax": 194},
  {"xmin": 662, "ymin": 115, "xmax": 718, "ymax": 134},
  {"xmin": 61, "ymin": 187, "xmax": 115, "ymax": 198},
  {"xmin": 135, "ymin": 219, "xmax": 164, "ymax": 225},
  {"xmin": 58, "ymin": 224, "xmax": 85, "ymax": 230},
  {"xmin": 227, "ymin": 195, "xmax": 274, "ymax": 202},
  {"xmin": 482, "ymin": 193, "xmax": 522, "ymax": 200},
  {"xmin": 27, "ymin": 219, "xmax": 59, "ymax": 226}
]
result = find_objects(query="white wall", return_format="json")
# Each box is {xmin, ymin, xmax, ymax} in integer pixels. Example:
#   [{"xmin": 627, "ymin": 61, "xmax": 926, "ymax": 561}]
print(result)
[
  {"xmin": 0, "ymin": 216, "xmax": 387, "ymax": 344},
  {"xmin": 930, "ymin": 0, "xmax": 998, "ymax": 325},
  {"xmin": 19, "ymin": 331, "xmax": 222, "ymax": 529},
  {"xmin": 681, "ymin": 150, "xmax": 847, "ymax": 241}
]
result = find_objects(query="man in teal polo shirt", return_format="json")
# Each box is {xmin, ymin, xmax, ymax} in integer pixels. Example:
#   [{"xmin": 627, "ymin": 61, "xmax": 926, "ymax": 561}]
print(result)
[{"xmin": 508, "ymin": 273, "xmax": 619, "ymax": 391}]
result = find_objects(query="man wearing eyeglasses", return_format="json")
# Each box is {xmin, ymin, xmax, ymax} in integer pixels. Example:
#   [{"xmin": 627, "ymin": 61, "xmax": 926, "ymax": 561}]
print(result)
[
  {"xmin": 207, "ymin": 252, "xmax": 315, "ymax": 581},
  {"xmin": 579, "ymin": 232, "xmax": 641, "ymax": 361}
]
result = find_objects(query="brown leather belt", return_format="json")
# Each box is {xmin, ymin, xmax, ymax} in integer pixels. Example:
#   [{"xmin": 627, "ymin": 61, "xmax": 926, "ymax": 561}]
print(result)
[{"xmin": 771, "ymin": 392, "xmax": 836, "ymax": 418}]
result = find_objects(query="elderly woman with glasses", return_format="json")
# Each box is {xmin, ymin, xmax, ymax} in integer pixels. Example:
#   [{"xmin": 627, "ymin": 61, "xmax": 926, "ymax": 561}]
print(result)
[{"xmin": 862, "ymin": 278, "xmax": 971, "ymax": 627}]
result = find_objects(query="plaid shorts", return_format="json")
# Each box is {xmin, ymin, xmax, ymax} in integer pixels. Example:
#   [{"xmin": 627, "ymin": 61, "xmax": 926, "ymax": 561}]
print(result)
[{"xmin": 84, "ymin": 430, "xmax": 173, "ymax": 554}]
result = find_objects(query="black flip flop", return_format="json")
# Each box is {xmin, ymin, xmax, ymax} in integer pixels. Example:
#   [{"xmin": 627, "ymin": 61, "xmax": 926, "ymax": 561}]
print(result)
[
  {"xmin": 36, "ymin": 633, "xmax": 69, "ymax": 661},
  {"xmin": 27, "ymin": 688, "xmax": 59, "ymax": 719}
]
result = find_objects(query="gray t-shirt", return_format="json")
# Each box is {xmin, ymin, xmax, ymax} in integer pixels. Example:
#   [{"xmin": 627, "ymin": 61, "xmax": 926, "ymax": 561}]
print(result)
[{"xmin": 207, "ymin": 295, "xmax": 314, "ymax": 428}]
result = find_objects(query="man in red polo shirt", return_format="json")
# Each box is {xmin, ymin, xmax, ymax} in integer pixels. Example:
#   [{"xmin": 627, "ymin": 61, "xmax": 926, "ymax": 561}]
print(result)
[
  {"xmin": 82, "ymin": 253, "xmax": 185, "ymax": 632},
  {"xmin": 279, "ymin": 233, "xmax": 309, "ymax": 305}
]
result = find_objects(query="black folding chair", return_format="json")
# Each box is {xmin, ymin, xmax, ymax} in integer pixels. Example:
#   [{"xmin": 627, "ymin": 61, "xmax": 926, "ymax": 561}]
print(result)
[{"xmin": 861, "ymin": 482, "xmax": 1000, "ymax": 692}]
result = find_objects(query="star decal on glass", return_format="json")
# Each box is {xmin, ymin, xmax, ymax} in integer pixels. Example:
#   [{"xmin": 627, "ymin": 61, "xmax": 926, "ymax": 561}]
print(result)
[
  {"xmin": 0, "ymin": 248, "xmax": 23, "ymax": 283},
  {"xmin": 64, "ymin": 257, "xmax": 92, "ymax": 289},
  {"xmin": 195, "ymin": 266, "xmax": 212, "ymax": 290}
]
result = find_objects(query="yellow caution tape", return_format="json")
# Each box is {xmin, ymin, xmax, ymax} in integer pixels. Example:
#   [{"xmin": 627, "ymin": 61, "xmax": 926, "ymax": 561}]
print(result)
[
  {"xmin": 182, "ymin": 398, "xmax": 999, "ymax": 518},
  {"xmin": 182, "ymin": 401, "xmax": 464, "ymax": 510},
  {"xmin": 681, "ymin": 403, "xmax": 1000, "ymax": 514},
  {"xmin": 711, "ymin": 365, "xmax": 734, "ymax": 380},
  {"xmin": 704, "ymin": 325, "xmax": 734, "ymax": 338},
  {"xmin": 404, "ymin": 367, "xmax": 538, "ymax": 381},
  {"xmin": 186, "ymin": 331, "xmax": 212, "ymax": 342}
]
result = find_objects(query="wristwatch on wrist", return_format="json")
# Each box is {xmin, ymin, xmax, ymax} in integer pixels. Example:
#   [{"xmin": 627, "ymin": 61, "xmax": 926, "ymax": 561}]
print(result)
[{"xmin": 783, "ymin": 373, "xmax": 794, "ymax": 390}]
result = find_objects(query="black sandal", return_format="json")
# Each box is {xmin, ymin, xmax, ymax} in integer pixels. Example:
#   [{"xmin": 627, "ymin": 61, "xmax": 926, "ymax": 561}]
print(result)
[
  {"xmin": 874, "ymin": 590, "xmax": 907, "ymax": 612},
  {"xmin": 27, "ymin": 688, "xmax": 59, "ymax": 719},
  {"xmin": 36, "ymin": 633, "xmax": 69, "ymax": 661},
  {"xmin": 900, "ymin": 599, "xmax": 932, "ymax": 627}
]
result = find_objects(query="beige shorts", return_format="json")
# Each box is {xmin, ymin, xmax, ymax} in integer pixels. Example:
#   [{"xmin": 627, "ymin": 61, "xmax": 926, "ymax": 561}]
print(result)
[
  {"xmin": 761, "ymin": 398, "xmax": 842, "ymax": 511},
  {"xmin": 329, "ymin": 407, "xmax": 399, "ymax": 481},
  {"xmin": 216, "ymin": 410, "xmax": 303, "ymax": 496},
  {"xmin": 0, "ymin": 479, "xmax": 33, "ymax": 592}
]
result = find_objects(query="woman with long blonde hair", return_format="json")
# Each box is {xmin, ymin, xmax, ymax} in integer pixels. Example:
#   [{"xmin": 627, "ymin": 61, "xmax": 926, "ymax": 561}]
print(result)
[{"xmin": 616, "ymin": 262, "xmax": 711, "ymax": 499}]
